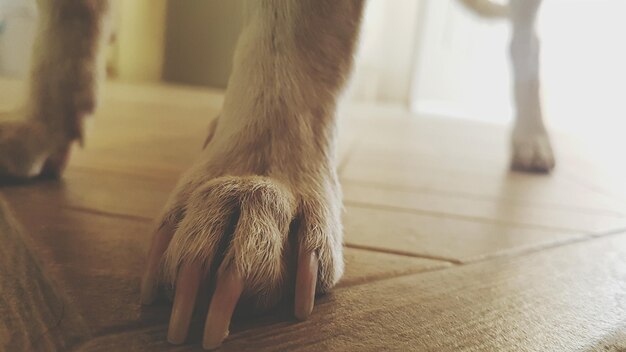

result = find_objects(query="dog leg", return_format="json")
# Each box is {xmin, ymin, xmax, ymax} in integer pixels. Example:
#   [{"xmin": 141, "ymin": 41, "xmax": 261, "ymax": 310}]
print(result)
[
  {"xmin": 140, "ymin": 1, "xmax": 365, "ymax": 348},
  {"xmin": 0, "ymin": 0, "xmax": 110, "ymax": 179},
  {"xmin": 509, "ymin": 0, "xmax": 555, "ymax": 172}
]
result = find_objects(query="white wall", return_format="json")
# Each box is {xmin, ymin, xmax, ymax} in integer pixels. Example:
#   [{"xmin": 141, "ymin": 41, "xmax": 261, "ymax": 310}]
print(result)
[
  {"xmin": 409, "ymin": 0, "xmax": 512, "ymax": 123},
  {"xmin": 539, "ymin": 0, "xmax": 626, "ymax": 136},
  {"xmin": 0, "ymin": 0, "xmax": 37, "ymax": 78},
  {"xmin": 348, "ymin": 0, "xmax": 423, "ymax": 105}
]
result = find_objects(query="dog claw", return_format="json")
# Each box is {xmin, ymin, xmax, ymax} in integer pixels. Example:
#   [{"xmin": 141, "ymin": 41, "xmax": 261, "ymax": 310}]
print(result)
[
  {"xmin": 168, "ymin": 263, "xmax": 204, "ymax": 344},
  {"xmin": 140, "ymin": 223, "xmax": 175, "ymax": 305},
  {"xmin": 203, "ymin": 266, "xmax": 244, "ymax": 350},
  {"xmin": 294, "ymin": 250, "xmax": 318, "ymax": 321}
]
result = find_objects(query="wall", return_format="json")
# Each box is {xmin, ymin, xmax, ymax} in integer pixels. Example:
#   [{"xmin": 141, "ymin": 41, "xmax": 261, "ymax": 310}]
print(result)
[
  {"xmin": 110, "ymin": 0, "xmax": 167, "ymax": 82},
  {"xmin": 162, "ymin": 0, "xmax": 243, "ymax": 89},
  {"xmin": 0, "ymin": 0, "xmax": 38, "ymax": 78},
  {"xmin": 349, "ymin": 0, "xmax": 423, "ymax": 105},
  {"xmin": 410, "ymin": 0, "xmax": 512, "ymax": 123}
]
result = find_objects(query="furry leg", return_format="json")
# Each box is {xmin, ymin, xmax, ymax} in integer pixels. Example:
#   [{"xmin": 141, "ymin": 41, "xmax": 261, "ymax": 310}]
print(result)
[
  {"xmin": 0, "ymin": 0, "xmax": 110, "ymax": 179},
  {"xmin": 509, "ymin": 0, "xmax": 555, "ymax": 172},
  {"xmin": 141, "ymin": 1, "xmax": 365, "ymax": 348}
]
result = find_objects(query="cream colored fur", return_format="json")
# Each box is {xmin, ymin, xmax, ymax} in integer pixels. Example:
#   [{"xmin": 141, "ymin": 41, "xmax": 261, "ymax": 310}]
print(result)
[
  {"xmin": 158, "ymin": 1, "xmax": 365, "ymax": 309},
  {"xmin": 0, "ymin": 0, "xmax": 554, "ymax": 341}
]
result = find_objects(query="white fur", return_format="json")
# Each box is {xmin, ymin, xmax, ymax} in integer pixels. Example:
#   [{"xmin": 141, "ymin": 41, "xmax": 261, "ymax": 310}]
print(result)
[
  {"xmin": 509, "ymin": 0, "xmax": 555, "ymax": 171},
  {"xmin": 463, "ymin": 0, "xmax": 554, "ymax": 171},
  {"xmin": 459, "ymin": 0, "xmax": 509, "ymax": 18}
]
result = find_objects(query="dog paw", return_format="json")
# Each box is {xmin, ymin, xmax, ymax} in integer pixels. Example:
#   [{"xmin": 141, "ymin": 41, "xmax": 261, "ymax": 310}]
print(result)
[
  {"xmin": 0, "ymin": 115, "xmax": 72, "ymax": 180},
  {"xmin": 511, "ymin": 129, "xmax": 555, "ymax": 173},
  {"xmin": 140, "ymin": 154, "xmax": 343, "ymax": 348}
]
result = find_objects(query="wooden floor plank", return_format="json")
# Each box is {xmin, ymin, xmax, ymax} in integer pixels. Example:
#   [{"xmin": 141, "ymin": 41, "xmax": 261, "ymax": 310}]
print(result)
[
  {"xmin": 1, "ymin": 168, "xmax": 175, "ymax": 221},
  {"xmin": 343, "ymin": 205, "xmax": 585, "ymax": 263},
  {"xmin": 340, "ymin": 110, "xmax": 626, "ymax": 216},
  {"xmin": 339, "ymin": 248, "xmax": 450, "ymax": 287},
  {"xmin": 344, "ymin": 146, "xmax": 626, "ymax": 215},
  {"xmin": 341, "ymin": 158, "xmax": 626, "ymax": 220},
  {"xmin": 0, "ymin": 198, "xmax": 90, "ymax": 352},
  {"xmin": 343, "ymin": 183, "xmax": 626, "ymax": 233}
]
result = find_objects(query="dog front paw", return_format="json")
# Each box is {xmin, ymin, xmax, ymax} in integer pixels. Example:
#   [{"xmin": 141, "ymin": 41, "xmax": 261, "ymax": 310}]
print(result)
[
  {"xmin": 140, "ymin": 157, "xmax": 343, "ymax": 348},
  {"xmin": 511, "ymin": 128, "xmax": 555, "ymax": 173},
  {"xmin": 0, "ymin": 116, "xmax": 72, "ymax": 180}
]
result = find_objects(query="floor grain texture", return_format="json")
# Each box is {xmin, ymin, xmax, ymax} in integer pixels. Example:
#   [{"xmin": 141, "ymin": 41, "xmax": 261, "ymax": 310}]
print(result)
[
  {"xmin": 0, "ymin": 199, "xmax": 90, "ymax": 352},
  {"xmin": 1, "ymin": 79, "xmax": 625, "ymax": 351}
]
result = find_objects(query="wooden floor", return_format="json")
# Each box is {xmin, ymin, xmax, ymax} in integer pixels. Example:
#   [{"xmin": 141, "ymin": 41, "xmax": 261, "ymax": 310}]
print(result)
[{"xmin": 1, "ymin": 79, "xmax": 625, "ymax": 351}]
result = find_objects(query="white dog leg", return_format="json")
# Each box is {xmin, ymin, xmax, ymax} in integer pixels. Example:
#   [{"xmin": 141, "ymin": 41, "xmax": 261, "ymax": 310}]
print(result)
[{"xmin": 509, "ymin": 0, "xmax": 555, "ymax": 172}]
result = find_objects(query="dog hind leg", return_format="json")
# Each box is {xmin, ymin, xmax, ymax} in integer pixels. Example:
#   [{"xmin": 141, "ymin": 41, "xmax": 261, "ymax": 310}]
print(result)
[{"xmin": 509, "ymin": 0, "xmax": 555, "ymax": 172}]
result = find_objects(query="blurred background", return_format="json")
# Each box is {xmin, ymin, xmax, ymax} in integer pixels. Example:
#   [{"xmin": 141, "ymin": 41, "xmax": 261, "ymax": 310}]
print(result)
[{"xmin": 0, "ymin": 0, "xmax": 625, "ymax": 137}]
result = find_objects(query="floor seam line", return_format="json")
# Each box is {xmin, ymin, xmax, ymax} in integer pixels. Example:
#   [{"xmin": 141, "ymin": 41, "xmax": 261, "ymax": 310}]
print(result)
[
  {"xmin": 458, "ymin": 229, "xmax": 626, "ymax": 266},
  {"xmin": 344, "ymin": 200, "xmax": 583, "ymax": 233},
  {"xmin": 340, "ymin": 230, "xmax": 626, "ymax": 291},
  {"xmin": 61, "ymin": 205, "xmax": 154, "ymax": 223},
  {"xmin": 68, "ymin": 165, "xmax": 182, "ymax": 182},
  {"xmin": 344, "ymin": 243, "xmax": 461, "ymax": 264},
  {"xmin": 341, "ymin": 177, "xmax": 626, "ymax": 217},
  {"xmin": 336, "ymin": 264, "xmax": 458, "ymax": 290}
]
